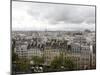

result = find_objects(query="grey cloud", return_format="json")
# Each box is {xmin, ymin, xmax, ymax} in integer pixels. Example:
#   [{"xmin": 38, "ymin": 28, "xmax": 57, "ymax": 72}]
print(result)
[
  {"xmin": 45, "ymin": 6, "xmax": 95, "ymax": 24},
  {"xmin": 12, "ymin": 1, "xmax": 95, "ymax": 31},
  {"xmin": 85, "ymin": 17, "xmax": 95, "ymax": 24},
  {"xmin": 28, "ymin": 3, "xmax": 95, "ymax": 25}
]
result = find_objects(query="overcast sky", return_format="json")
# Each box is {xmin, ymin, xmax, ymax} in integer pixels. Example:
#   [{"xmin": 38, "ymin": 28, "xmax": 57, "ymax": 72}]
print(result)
[{"xmin": 12, "ymin": 1, "xmax": 95, "ymax": 31}]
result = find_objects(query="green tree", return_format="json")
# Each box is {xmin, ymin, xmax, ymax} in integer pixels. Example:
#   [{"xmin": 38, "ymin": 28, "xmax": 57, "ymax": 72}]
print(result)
[
  {"xmin": 64, "ymin": 58, "xmax": 75, "ymax": 70},
  {"xmin": 50, "ymin": 56, "xmax": 62, "ymax": 69},
  {"xmin": 50, "ymin": 53, "xmax": 75, "ymax": 71},
  {"xmin": 32, "ymin": 56, "xmax": 44, "ymax": 65},
  {"xmin": 16, "ymin": 58, "xmax": 30, "ymax": 72},
  {"xmin": 12, "ymin": 38, "xmax": 19, "ymax": 62},
  {"xmin": 50, "ymin": 53, "xmax": 64, "ymax": 70},
  {"xmin": 12, "ymin": 51, "xmax": 19, "ymax": 62}
]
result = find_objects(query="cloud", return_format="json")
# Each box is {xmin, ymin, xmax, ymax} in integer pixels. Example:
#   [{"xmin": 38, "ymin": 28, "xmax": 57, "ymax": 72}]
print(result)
[
  {"xmin": 12, "ymin": 1, "xmax": 95, "ymax": 31},
  {"xmin": 28, "ymin": 3, "xmax": 95, "ymax": 25}
]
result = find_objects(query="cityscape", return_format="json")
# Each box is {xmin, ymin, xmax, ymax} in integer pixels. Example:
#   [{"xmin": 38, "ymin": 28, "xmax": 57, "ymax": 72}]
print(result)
[
  {"xmin": 12, "ymin": 0, "xmax": 96, "ymax": 75},
  {"xmin": 12, "ymin": 30, "xmax": 96, "ymax": 74}
]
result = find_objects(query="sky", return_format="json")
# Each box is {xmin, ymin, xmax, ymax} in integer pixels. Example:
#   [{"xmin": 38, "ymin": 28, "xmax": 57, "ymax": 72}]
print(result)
[{"xmin": 12, "ymin": 1, "xmax": 96, "ymax": 31}]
